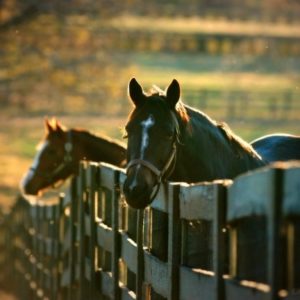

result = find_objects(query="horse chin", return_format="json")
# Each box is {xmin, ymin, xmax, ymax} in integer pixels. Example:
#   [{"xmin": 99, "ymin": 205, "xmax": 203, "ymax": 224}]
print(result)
[
  {"xmin": 20, "ymin": 185, "xmax": 43, "ymax": 201},
  {"xmin": 20, "ymin": 183, "xmax": 42, "ymax": 197},
  {"xmin": 124, "ymin": 192, "xmax": 154, "ymax": 209},
  {"xmin": 123, "ymin": 166, "xmax": 158, "ymax": 209}
]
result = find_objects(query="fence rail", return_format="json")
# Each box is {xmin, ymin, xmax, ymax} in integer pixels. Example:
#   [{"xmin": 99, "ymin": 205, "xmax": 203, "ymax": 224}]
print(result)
[{"xmin": 0, "ymin": 161, "xmax": 300, "ymax": 299}]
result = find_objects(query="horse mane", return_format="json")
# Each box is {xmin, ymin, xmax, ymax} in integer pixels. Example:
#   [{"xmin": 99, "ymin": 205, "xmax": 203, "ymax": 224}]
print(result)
[
  {"xmin": 42, "ymin": 126, "xmax": 126, "ymax": 150},
  {"xmin": 217, "ymin": 122, "xmax": 261, "ymax": 159}
]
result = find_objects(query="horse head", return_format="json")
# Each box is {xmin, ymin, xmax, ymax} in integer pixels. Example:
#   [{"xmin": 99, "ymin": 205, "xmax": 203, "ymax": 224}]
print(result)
[
  {"xmin": 123, "ymin": 78, "xmax": 183, "ymax": 209},
  {"xmin": 20, "ymin": 118, "xmax": 76, "ymax": 196}
]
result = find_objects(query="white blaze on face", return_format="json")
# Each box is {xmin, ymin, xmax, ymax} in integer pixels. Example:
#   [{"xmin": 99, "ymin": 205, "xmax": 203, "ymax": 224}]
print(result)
[
  {"xmin": 128, "ymin": 115, "xmax": 155, "ymax": 190},
  {"xmin": 140, "ymin": 115, "xmax": 155, "ymax": 158},
  {"xmin": 21, "ymin": 141, "xmax": 49, "ymax": 188}
]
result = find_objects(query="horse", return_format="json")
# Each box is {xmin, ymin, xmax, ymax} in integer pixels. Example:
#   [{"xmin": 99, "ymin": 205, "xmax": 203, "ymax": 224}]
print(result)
[
  {"xmin": 21, "ymin": 118, "xmax": 126, "ymax": 196},
  {"xmin": 123, "ymin": 78, "xmax": 267, "ymax": 209},
  {"xmin": 251, "ymin": 133, "xmax": 300, "ymax": 163}
]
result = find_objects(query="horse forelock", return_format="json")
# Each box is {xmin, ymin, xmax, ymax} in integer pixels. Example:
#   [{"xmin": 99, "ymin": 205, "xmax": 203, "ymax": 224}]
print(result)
[
  {"xmin": 151, "ymin": 84, "xmax": 164, "ymax": 95},
  {"xmin": 127, "ymin": 92, "xmax": 190, "ymax": 130}
]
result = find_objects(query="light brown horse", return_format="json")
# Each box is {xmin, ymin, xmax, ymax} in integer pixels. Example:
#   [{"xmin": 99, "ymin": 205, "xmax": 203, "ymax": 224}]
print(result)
[{"xmin": 21, "ymin": 118, "xmax": 126, "ymax": 196}]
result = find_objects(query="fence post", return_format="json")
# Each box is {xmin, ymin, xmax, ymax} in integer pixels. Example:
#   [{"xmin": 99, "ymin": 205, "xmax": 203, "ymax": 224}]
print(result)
[
  {"xmin": 136, "ymin": 209, "xmax": 144, "ymax": 300},
  {"xmin": 168, "ymin": 183, "xmax": 180, "ymax": 300},
  {"xmin": 112, "ymin": 167, "xmax": 121, "ymax": 300},
  {"xmin": 268, "ymin": 169, "xmax": 283, "ymax": 300},
  {"xmin": 214, "ymin": 183, "xmax": 228, "ymax": 300}
]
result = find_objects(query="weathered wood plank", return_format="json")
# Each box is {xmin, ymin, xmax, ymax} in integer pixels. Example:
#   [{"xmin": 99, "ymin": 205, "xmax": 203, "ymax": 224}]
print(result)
[
  {"xmin": 136, "ymin": 209, "xmax": 144, "ymax": 300},
  {"xmin": 85, "ymin": 162, "xmax": 99, "ymax": 189},
  {"xmin": 214, "ymin": 183, "xmax": 228, "ymax": 300},
  {"xmin": 61, "ymin": 268, "xmax": 72, "ymax": 287},
  {"xmin": 227, "ymin": 167, "xmax": 278, "ymax": 222},
  {"xmin": 120, "ymin": 232, "xmax": 137, "ymax": 274},
  {"xmin": 120, "ymin": 285, "xmax": 136, "ymax": 300},
  {"xmin": 180, "ymin": 182, "xmax": 224, "ymax": 221},
  {"xmin": 168, "ymin": 183, "xmax": 181, "ymax": 300},
  {"xmin": 180, "ymin": 266, "xmax": 215, "ymax": 300},
  {"xmin": 225, "ymin": 278, "xmax": 270, "ymax": 300},
  {"xmin": 84, "ymin": 213, "xmax": 91, "ymax": 236},
  {"xmin": 96, "ymin": 222, "xmax": 113, "ymax": 252},
  {"xmin": 85, "ymin": 257, "xmax": 92, "ymax": 281},
  {"xmin": 111, "ymin": 167, "xmax": 121, "ymax": 300},
  {"xmin": 144, "ymin": 250, "xmax": 168, "ymax": 298},
  {"xmin": 150, "ymin": 183, "xmax": 169, "ymax": 213},
  {"xmin": 267, "ymin": 168, "xmax": 283, "ymax": 300},
  {"xmin": 283, "ymin": 166, "xmax": 300, "ymax": 216},
  {"xmin": 98, "ymin": 271, "xmax": 114, "ymax": 299},
  {"xmin": 99, "ymin": 162, "xmax": 123, "ymax": 190}
]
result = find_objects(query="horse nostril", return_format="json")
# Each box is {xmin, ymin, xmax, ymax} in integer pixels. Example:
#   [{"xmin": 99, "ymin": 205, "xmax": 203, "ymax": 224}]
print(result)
[{"xmin": 123, "ymin": 179, "xmax": 150, "ymax": 209}]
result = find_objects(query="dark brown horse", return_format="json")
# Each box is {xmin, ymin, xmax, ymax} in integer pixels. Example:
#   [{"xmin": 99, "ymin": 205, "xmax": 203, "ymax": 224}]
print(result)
[
  {"xmin": 123, "ymin": 78, "xmax": 266, "ymax": 209},
  {"xmin": 251, "ymin": 133, "xmax": 300, "ymax": 162},
  {"xmin": 21, "ymin": 118, "xmax": 126, "ymax": 196}
]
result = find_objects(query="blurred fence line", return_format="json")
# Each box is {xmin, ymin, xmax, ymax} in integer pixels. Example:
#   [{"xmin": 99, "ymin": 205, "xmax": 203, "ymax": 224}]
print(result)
[
  {"xmin": 128, "ymin": 1, "xmax": 300, "ymax": 23},
  {"xmin": 183, "ymin": 88, "xmax": 300, "ymax": 121},
  {"xmin": 99, "ymin": 29, "xmax": 300, "ymax": 57},
  {"xmin": 1, "ymin": 84, "xmax": 299, "ymax": 122}
]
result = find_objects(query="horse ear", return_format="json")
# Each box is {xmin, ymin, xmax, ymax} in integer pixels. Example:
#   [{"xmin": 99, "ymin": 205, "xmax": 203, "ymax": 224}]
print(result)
[
  {"xmin": 55, "ymin": 120, "xmax": 65, "ymax": 134},
  {"xmin": 166, "ymin": 79, "xmax": 180, "ymax": 109},
  {"xmin": 129, "ymin": 78, "xmax": 146, "ymax": 107},
  {"xmin": 45, "ymin": 117, "xmax": 65, "ymax": 134},
  {"xmin": 45, "ymin": 117, "xmax": 54, "ymax": 133}
]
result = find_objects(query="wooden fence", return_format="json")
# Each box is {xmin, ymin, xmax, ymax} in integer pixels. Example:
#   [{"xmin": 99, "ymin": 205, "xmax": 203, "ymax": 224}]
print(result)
[{"xmin": 0, "ymin": 161, "xmax": 299, "ymax": 299}]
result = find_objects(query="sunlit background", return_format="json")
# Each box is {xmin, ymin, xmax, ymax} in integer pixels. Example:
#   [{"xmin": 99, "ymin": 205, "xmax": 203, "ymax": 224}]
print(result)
[{"xmin": 0, "ymin": 0, "xmax": 300, "ymax": 210}]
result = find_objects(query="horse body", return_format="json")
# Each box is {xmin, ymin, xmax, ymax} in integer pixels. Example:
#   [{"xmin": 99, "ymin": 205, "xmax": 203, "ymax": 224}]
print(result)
[
  {"xmin": 171, "ymin": 105, "xmax": 265, "ymax": 183},
  {"xmin": 21, "ymin": 119, "xmax": 126, "ymax": 196},
  {"xmin": 251, "ymin": 133, "xmax": 300, "ymax": 163},
  {"xmin": 123, "ymin": 78, "xmax": 265, "ymax": 209}
]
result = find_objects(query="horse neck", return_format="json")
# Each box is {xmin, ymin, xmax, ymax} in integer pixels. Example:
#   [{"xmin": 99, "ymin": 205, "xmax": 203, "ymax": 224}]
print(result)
[
  {"xmin": 71, "ymin": 130, "xmax": 126, "ymax": 167},
  {"xmin": 172, "ymin": 110, "xmax": 265, "ymax": 182}
]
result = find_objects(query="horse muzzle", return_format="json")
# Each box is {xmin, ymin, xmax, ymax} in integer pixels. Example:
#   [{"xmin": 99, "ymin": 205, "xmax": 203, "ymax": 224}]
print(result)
[
  {"xmin": 20, "ymin": 170, "xmax": 43, "ymax": 196},
  {"xmin": 123, "ymin": 166, "xmax": 157, "ymax": 209}
]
